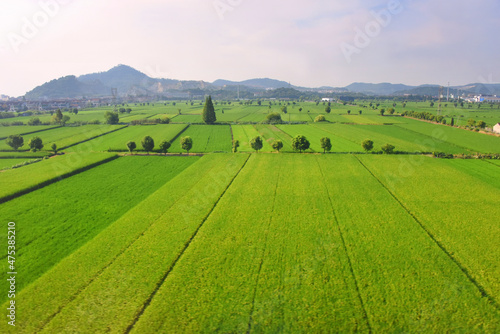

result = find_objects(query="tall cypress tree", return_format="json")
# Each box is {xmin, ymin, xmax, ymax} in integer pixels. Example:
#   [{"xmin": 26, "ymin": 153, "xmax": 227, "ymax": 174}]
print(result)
[{"xmin": 202, "ymin": 95, "xmax": 216, "ymax": 124}]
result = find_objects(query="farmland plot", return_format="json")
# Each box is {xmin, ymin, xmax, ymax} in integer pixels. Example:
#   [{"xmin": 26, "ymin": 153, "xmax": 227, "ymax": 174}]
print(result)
[
  {"xmin": 0, "ymin": 152, "xmax": 116, "ymax": 201},
  {"xmin": 231, "ymin": 125, "xmax": 273, "ymax": 152},
  {"xmin": 358, "ymin": 155, "xmax": 500, "ymax": 302},
  {"xmin": 66, "ymin": 124, "xmax": 187, "ymax": 152},
  {"xmin": 396, "ymin": 119, "xmax": 500, "ymax": 153},
  {"xmin": 131, "ymin": 154, "xmax": 368, "ymax": 333},
  {"xmin": 0, "ymin": 125, "xmax": 125, "ymax": 151},
  {"xmin": 277, "ymin": 124, "xmax": 360, "ymax": 152},
  {"xmin": 255, "ymin": 124, "xmax": 293, "ymax": 151},
  {"xmin": 11, "ymin": 155, "xmax": 248, "ymax": 333},
  {"xmin": 0, "ymin": 156, "xmax": 199, "ymax": 298},
  {"xmin": 169, "ymin": 125, "xmax": 232, "ymax": 153},
  {"xmin": 0, "ymin": 125, "xmax": 58, "ymax": 139}
]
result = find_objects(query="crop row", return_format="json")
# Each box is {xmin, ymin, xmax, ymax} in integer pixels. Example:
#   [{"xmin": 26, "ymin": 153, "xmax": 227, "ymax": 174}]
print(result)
[
  {"xmin": 0, "ymin": 152, "xmax": 117, "ymax": 201},
  {"xmin": 358, "ymin": 155, "xmax": 500, "ymax": 301},
  {"xmin": 0, "ymin": 154, "xmax": 248, "ymax": 333},
  {"xmin": 0, "ymin": 156, "xmax": 199, "ymax": 299}
]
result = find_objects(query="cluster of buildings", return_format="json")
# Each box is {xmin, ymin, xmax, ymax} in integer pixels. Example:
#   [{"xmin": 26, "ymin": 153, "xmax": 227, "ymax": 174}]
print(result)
[
  {"xmin": 0, "ymin": 97, "xmax": 119, "ymax": 113},
  {"xmin": 463, "ymin": 95, "xmax": 500, "ymax": 103}
]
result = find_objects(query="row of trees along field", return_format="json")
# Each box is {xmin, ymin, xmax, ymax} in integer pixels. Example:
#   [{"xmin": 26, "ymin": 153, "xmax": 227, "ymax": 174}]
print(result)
[
  {"xmin": 5, "ymin": 134, "xmax": 56, "ymax": 153},
  {"xmin": 126, "ymin": 136, "xmax": 193, "ymax": 154}
]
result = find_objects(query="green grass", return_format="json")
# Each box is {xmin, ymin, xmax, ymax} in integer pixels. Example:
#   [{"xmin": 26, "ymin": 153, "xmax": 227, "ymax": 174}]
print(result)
[
  {"xmin": 169, "ymin": 125, "xmax": 232, "ymax": 153},
  {"xmin": 311, "ymin": 123, "xmax": 471, "ymax": 153},
  {"xmin": 0, "ymin": 125, "xmax": 125, "ymax": 151},
  {"xmin": 0, "ymin": 125, "xmax": 59, "ymax": 139},
  {"xmin": 231, "ymin": 125, "xmax": 273, "ymax": 152},
  {"xmin": 278, "ymin": 124, "xmax": 360, "ymax": 152},
  {"xmin": 0, "ymin": 152, "xmax": 116, "ymax": 201},
  {"xmin": 396, "ymin": 118, "xmax": 500, "ymax": 153},
  {"xmin": 255, "ymin": 124, "xmax": 294, "ymax": 152},
  {"xmin": 131, "ymin": 154, "xmax": 369, "ymax": 333},
  {"xmin": 6, "ymin": 154, "xmax": 248, "ymax": 333},
  {"xmin": 66, "ymin": 124, "xmax": 188, "ymax": 152},
  {"xmin": 358, "ymin": 155, "xmax": 500, "ymax": 302},
  {"xmin": 0, "ymin": 158, "xmax": 40, "ymax": 170},
  {"xmin": 0, "ymin": 156, "xmax": 199, "ymax": 301}
]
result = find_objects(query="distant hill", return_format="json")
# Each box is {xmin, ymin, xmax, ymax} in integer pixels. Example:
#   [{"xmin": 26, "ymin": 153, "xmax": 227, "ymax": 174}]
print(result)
[
  {"xmin": 22, "ymin": 64, "xmax": 500, "ymax": 100},
  {"xmin": 213, "ymin": 78, "xmax": 291, "ymax": 89},
  {"xmin": 25, "ymin": 75, "xmax": 109, "ymax": 99},
  {"xmin": 345, "ymin": 83, "xmax": 415, "ymax": 95}
]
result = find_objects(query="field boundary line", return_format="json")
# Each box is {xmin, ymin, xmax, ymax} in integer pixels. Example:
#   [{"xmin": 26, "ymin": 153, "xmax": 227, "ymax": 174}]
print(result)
[
  {"xmin": 0, "ymin": 125, "xmax": 62, "ymax": 140},
  {"xmin": 393, "ymin": 124, "xmax": 474, "ymax": 153},
  {"xmin": 58, "ymin": 125, "xmax": 128, "ymax": 150},
  {"xmin": 124, "ymin": 154, "xmax": 251, "ymax": 333},
  {"xmin": 168, "ymin": 124, "xmax": 190, "ymax": 144},
  {"xmin": 0, "ymin": 154, "xmax": 119, "ymax": 205},
  {"xmin": 354, "ymin": 155, "xmax": 500, "ymax": 311},
  {"xmin": 35, "ymin": 156, "xmax": 224, "ymax": 331},
  {"xmin": 315, "ymin": 157, "xmax": 373, "ymax": 333},
  {"xmin": 483, "ymin": 159, "xmax": 500, "ymax": 168},
  {"xmin": 246, "ymin": 157, "xmax": 282, "ymax": 333}
]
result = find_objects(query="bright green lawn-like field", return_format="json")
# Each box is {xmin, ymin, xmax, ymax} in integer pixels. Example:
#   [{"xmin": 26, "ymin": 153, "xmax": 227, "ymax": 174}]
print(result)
[
  {"xmin": 0, "ymin": 125, "xmax": 125, "ymax": 151},
  {"xmin": 0, "ymin": 156, "xmax": 199, "ymax": 301},
  {"xmin": 66, "ymin": 124, "xmax": 188, "ymax": 152},
  {"xmin": 169, "ymin": 125, "xmax": 233, "ymax": 153},
  {"xmin": 1, "ymin": 155, "xmax": 499, "ymax": 333}
]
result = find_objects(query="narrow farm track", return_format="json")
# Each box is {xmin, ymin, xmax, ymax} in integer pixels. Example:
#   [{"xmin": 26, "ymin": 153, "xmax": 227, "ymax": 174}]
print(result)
[
  {"xmin": 124, "ymin": 154, "xmax": 251, "ymax": 333},
  {"xmin": 246, "ymin": 158, "xmax": 282, "ymax": 333},
  {"xmin": 354, "ymin": 155, "xmax": 500, "ymax": 311},
  {"xmin": 315, "ymin": 156, "xmax": 373, "ymax": 333}
]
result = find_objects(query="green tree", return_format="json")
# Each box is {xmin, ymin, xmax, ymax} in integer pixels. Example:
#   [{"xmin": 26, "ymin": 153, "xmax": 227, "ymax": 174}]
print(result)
[
  {"xmin": 265, "ymin": 112, "xmax": 282, "ymax": 124},
  {"xmin": 61, "ymin": 115, "xmax": 70, "ymax": 125},
  {"xmin": 450, "ymin": 117, "xmax": 455, "ymax": 126},
  {"xmin": 272, "ymin": 139, "xmax": 283, "ymax": 152},
  {"xmin": 430, "ymin": 102, "xmax": 434, "ymax": 107},
  {"xmin": 181, "ymin": 136, "xmax": 193, "ymax": 154},
  {"xmin": 202, "ymin": 95, "xmax": 217, "ymax": 124},
  {"xmin": 105, "ymin": 111, "xmax": 119, "ymax": 124},
  {"xmin": 52, "ymin": 109, "xmax": 63, "ymax": 124},
  {"xmin": 477, "ymin": 120, "xmax": 486, "ymax": 129},
  {"xmin": 292, "ymin": 135, "xmax": 310, "ymax": 153},
  {"xmin": 232, "ymin": 140, "xmax": 240, "ymax": 153},
  {"xmin": 28, "ymin": 136, "xmax": 43, "ymax": 152},
  {"xmin": 28, "ymin": 117, "xmax": 41, "ymax": 126},
  {"xmin": 6, "ymin": 135, "xmax": 24, "ymax": 151},
  {"xmin": 387, "ymin": 107, "xmax": 395, "ymax": 115},
  {"xmin": 381, "ymin": 143, "xmax": 395, "ymax": 154},
  {"xmin": 127, "ymin": 141, "xmax": 136, "ymax": 154},
  {"xmin": 141, "ymin": 136, "xmax": 155, "ymax": 154},
  {"xmin": 325, "ymin": 105, "xmax": 331, "ymax": 113},
  {"xmin": 314, "ymin": 115, "xmax": 326, "ymax": 122},
  {"xmin": 379, "ymin": 108, "xmax": 385, "ymax": 116},
  {"xmin": 250, "ymin": 136, "xmax": 263, "ymax": 152},
  {"xmin": 320, "ymin": 137, "xmax": 332, "ymax": 153},
  {"xmin": 362, "ymin": 139, "xmax": 374, "ymax": 152},
  {"xmin": 467, "ymin": 119, "xmax": 476, "ymax": 127},
  {"xmin": 281, "ymin": 105, "xmax": 288, "ymax": 114},
  {"xmin": 359, "ymin": 110, "xmax": 362, "ymax": 115},
  {"xmin": 51, "ymin": 143, "xmax": 57, "ymax": 155},
  {"xmin": 159, "ymin": 140, "xmax": 171, "ymax": 155}
]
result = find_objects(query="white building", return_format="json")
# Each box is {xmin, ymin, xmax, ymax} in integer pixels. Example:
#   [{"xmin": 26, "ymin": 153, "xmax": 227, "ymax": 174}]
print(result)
[
  {"xmin": 493, "ymin": 123, "xmax": 500, "ymax": 134},
  {"xmin": 322, "ymin": 98, "xmax": 334, "ymax": 102}
]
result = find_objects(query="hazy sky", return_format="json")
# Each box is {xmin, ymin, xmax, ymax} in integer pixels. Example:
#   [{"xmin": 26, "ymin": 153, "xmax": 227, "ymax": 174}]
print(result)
[{"xmin": 1, "ymin": 0, "xmax": 499, "ymax": 96}]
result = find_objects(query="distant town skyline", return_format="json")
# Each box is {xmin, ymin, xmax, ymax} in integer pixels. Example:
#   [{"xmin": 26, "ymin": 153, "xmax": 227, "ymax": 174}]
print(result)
[{"xmin": 1, "ymin": 0, "xmax": 499, "ymax": 97}]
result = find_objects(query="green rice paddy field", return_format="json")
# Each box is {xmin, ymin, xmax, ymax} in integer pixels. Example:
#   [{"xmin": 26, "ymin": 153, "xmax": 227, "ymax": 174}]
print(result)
[
  {"xmin": 0, "ymin": 154, "xmax": 498, "ymax": 332},
  {"xmin": 0, "ymin": 101, "xmax": 499, "ymax": 332}
]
